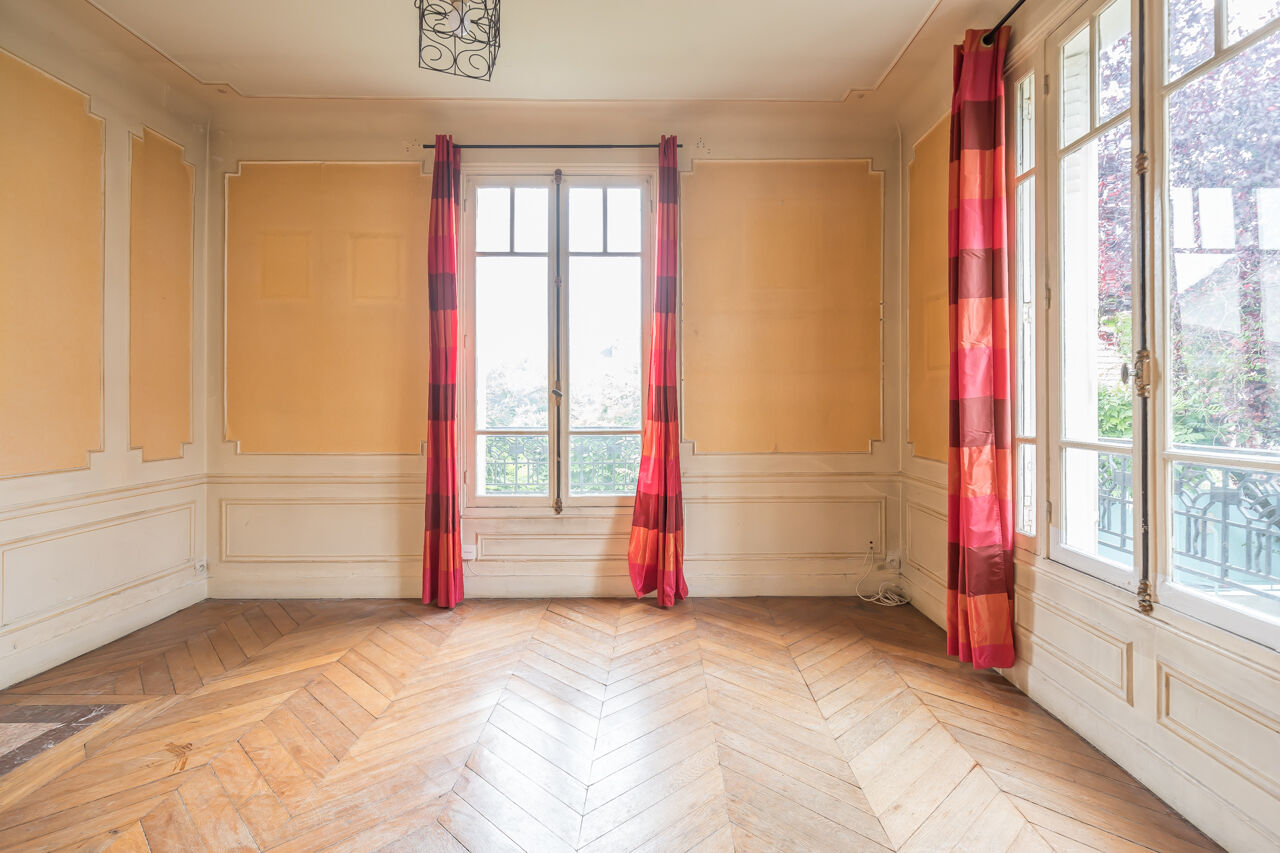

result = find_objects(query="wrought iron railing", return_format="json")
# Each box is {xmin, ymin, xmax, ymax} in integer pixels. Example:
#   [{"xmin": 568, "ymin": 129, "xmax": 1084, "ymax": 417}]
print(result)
[
  {"xmin": 1095, "ymin": 455, "xmax": 1280, "ymax": 605},
  {"xmin": 1098, "ymin": 452, "xmax": 1135, "ymax": 558}
]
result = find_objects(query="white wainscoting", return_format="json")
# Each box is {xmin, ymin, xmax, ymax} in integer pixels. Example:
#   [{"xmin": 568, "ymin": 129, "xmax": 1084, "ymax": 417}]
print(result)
[
  {"xmin": 0, "ymin": 481, "xmax": 207, "ymax": 688},
  {"xmin": 208, "ymin": 454, "xmax": 904, "ymax": 600},
  {"xmin": 3, "ymin": 503, "xmax": 194, "ymax": 624},
  {"xmin": 902, "ymin": 480, "xmax": 1280, "ymax": 853}
]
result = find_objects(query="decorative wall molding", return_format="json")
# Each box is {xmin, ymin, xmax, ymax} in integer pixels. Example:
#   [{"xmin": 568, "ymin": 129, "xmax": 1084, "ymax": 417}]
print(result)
[
  {"xmin": 0, "ymin": 48, "xmax": 107, "ymax": 479},
  {"xmin": 681, "ymin": 159, "xmax": 886, "ymax": 456},
  {"xmin": 0, "ymin": 474, "xmax": 204, "ymax": 523},
  {"xmin": 1014, "ymin": 589, "xmax": 1134, "ymax": 705},
  {"xmin": 476, "ymin": 532, "xmax": 629, "ymax": 562},
  {"xmin": 128, "ymin": 126, "xmax": 196, "ymax": 463},
  {"xmin": 904, "ymin": 501, "xmax": 946, "ymax": 584},
  {"xmin": 0, "ymin": 502, "xmax": 196, "ymax": 628},
  {"xmin": 1156, "ymin": 660, "xmax": 1280, "ymax": 798},
  {"xmin": 220, "ymin": 497, "xmax": 423, "ymax": 563}
]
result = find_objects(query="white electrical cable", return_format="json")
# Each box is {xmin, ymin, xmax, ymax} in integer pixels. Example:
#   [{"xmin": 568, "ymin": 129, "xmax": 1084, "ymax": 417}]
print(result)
[{"xmin": 854, "ymin": 551, "xmax": 911, "ymax": 607}]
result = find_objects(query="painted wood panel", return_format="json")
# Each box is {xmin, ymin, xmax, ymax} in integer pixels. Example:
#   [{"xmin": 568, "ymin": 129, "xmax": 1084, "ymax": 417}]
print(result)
[
  {"xmin": 0, "ymin": 50, "xmax": 103, "ymax": 476},
  {"xmin": 225, "ymin": 163, "xmax": 430, "ymax": 454},
  {"xmin": 221, "ymin": 498, "xmax": 423, "ymax": 562},
  {"xmin": 129, "ymin": 128, "xmax": 194, "ymax": 461},
  {"xmin": 907, "ymin": 121, "xmax": 950, "ymax": 463},
  {"xmin": 682, "ymin": 160, "xmax": 883, "ymax": 453},
  {"xmin": 1, "ymin": 504, "xmax": 195, "ymax": 625}
]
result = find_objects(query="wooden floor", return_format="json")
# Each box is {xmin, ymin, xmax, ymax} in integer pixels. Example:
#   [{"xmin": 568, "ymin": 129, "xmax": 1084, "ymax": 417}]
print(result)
[{"xmin": 0, "ymin": 598, "xmax": 1220, "ymax": 853}]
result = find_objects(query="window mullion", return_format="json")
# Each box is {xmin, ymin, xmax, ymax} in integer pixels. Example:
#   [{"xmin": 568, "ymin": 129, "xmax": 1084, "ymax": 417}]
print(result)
[{"xmin": 552, "ymin": 170, "xmax": 566, "ymax": 514}]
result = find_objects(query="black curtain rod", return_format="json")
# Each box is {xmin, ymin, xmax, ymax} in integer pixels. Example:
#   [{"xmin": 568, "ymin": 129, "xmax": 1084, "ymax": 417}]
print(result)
[
  {"xmin": 420, "ymin": 143, "xmax": 682, "ymax": 150},
  {"xmin": 982, "ymin": 0, "xmax": 1028, "ymax": 44}
]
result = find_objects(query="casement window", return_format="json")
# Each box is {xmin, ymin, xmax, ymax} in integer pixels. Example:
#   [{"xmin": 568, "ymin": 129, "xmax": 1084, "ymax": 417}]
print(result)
[
  {"xmin": 1046, "ymin": 0, "xmax": 1141, "ymax": 587},
  {"xmin": 1011, "ymin": 68, "xmax": 1042, "ymax": 543},
  {"xmin": 1019, "ymin": 0, "xmax": 1280, "ymax": 647},
  {"xmin": 462, "ymin": 170, "xmax": 652, "ymax": 511},
  {"xmin": 1156, "ymin": 0, "xmax": 1280, "ymax": 638}
]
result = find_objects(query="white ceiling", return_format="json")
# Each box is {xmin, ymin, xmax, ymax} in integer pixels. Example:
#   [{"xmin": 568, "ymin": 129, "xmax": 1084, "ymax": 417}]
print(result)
[{"xmin": 87, "ymin": 0, "xmax": 944, "ymax": 101}]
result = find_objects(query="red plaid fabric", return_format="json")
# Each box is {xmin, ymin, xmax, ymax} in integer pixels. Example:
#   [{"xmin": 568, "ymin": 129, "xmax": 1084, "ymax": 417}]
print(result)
[
  {"xmin": 423, "ymin": 135, "xmax": 463, "ymax": 608},
  {"xmin": 947, "ymin": 29, "xmax": 1015, "ymax": 668},
  {"xmin": 628, "ymin": 136, "xmax": 687, "ymax": 607}
]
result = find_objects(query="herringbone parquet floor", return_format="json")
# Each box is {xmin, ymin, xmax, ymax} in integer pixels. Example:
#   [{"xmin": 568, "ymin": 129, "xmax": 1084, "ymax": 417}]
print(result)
[{"xmin": 0, "ymin": 598, "xmax": 1220, "ymax": 852}]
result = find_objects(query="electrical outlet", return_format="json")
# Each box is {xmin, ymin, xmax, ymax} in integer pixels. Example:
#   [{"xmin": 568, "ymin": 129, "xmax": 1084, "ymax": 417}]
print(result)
[
  {"xmin": 195, "ymin": 560, "xmax": 208, "ymax": 576},
  {"xmin": 461, "ymin": 544, "xmax": 477, "ymax": 561},
  {"xmin": 885, "ymin": 554, "xmax": 901, "ymax": 573}
]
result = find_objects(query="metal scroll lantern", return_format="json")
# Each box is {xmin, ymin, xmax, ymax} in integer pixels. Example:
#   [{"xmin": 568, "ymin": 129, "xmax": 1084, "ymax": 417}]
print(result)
[{"xmin": 416, "ymin": 0, "xmax": 500, "ymax": 81}]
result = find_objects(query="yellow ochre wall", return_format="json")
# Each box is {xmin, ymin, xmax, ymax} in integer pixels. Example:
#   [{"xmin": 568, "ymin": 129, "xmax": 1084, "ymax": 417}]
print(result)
[
  {"xmin": 0, "ymin": 49, "xmax": 104, "ymax": 477},
  {"xmin": 224, "ymin": 162, "xmax": 431, "ymax": 454},
  {"xmin": 130, "ymin": 128, "xmax": 194, "ymax": 461},
  {"xmin": 906, "ymin": 120, "xmax": 950, "ymax": 463},
  {"xmin": 681, "ymin": 160, "xmax": 883, "ymax": 453}
]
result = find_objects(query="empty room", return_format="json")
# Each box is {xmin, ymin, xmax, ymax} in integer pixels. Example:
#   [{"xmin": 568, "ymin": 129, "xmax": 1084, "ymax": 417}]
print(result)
[{"xmin": 0, "ymin": 0, "xmax": 1276, "ymax": 850}]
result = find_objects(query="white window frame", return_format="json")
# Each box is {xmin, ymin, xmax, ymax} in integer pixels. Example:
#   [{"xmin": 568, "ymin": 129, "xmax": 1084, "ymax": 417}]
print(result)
[
  {"xmin": 1149, "ymin": 0, "xmax": 1280, "ymax": 649},
  {"xmin": 459, "ymin": 165, "xmax": 655, "ymax": 514},
  {"xmin": 1044, "ymin": 0, "xmax": 1145, "ymax": 591},
  {"xmin": 1009, "ymin": 57, "xmax": 1049, "ymax": 558},
  {"xmin": 1016, "ymin": 0, "xmax": 1280, "ymax": 649}
]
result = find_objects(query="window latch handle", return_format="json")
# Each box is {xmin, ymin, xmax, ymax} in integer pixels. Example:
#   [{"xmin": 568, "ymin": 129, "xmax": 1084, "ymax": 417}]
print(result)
[{"xmin": 1120, "ymin": 350, "xmax": 1152, "ymax": 398}]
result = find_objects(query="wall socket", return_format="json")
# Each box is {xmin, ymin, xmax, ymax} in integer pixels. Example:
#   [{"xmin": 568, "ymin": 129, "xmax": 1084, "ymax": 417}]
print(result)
[
  {"xmin": 195, "ymin": 560, "xmax": 208, "ymax": 576},
  {"xmin": 461, "ymin": 544, "xmax": 477, "ymax": 561},
  {"xmin": 885, "ymin": 554, "xmax": 901, "ymax": 573}
]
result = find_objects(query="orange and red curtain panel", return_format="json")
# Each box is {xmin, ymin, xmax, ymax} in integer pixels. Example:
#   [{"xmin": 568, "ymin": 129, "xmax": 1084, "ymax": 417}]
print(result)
[
  {"xmin": 947, "ymin": 29, "xmax": 1015, "ymax": 668},
  {"xmin": 423, "ymin": 134, "xmax": 464, "ymax": 608},
  {"xmin": 629, "ymin": 136, "xmax": 687, "ymax": 607}
]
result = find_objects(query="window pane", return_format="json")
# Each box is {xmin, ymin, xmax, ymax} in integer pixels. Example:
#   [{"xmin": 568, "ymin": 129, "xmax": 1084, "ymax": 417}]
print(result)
[
  {"xmin": 1061, "ymin": 122, "xmax": 1133, "ymax": 442},
  {"xmin": 569, "ymin": 187, "xmax": 603, "ymax": 252},
  {"xmin": 1228, "ymin": 0, "xmax": 1280, "ymax": 44},
  {"xmin": 1016, "ymin": 178, "xmax": 1037, "ymax": 438},
  {"xmin": 1170, "ymin": 462, "xmax": 1280, "ymax": 622},
  {"xmin": 475, "ymin": 257, "xmax": 548, "ymax": 429},
  {"xmin": 1063, "ymin": 447, "xmax": 1135, "ymax": 567},
  {"xmin": 513, "ymin": 187, "xmax": 548, "ymax": 252},
  {"xmin": 570, "ymin": 435, "xmax": 641, "ymax": 496},
  {"xmin": 1017, "ymin": 443, "xmax": 1037, "ymax": 536},
  {"xmin": 1168, "ymin": 30, "xmax": 1280, "ymax": 452},
  {"xmin": 569, "ymin": 257, "xmax": 642, "ymax": 429},
  {"xmin": 476, "ymin": 187, "xmax": 510, "ymax": 253},
  {"xmin": 1016, "ymin": 73, "xmax": 1035, "ymax": 175},
  {"xmin": 1167, "ymin": 0, "xmax": 1215, "ymax": 81},
  {"xmin": 478, "ymin": 435, "xmax": 548, "ymax": 496},
  {"xmin": 607, "ymin": 187, "xmax": 642, "ymax": 253},
  {"xmin": 1097, "ymin": 0, "xmax": 1132, "ymax": 123},
  {"xmin": 1061, "ymin": 26, "xmax": 1092, "ymax": 146}
]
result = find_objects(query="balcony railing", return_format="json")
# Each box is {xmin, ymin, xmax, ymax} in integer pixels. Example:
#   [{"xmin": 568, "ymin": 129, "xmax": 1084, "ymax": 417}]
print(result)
[{"xmin": 1096, "ymin": 455, "xmax": 1280, "ymax": 610}]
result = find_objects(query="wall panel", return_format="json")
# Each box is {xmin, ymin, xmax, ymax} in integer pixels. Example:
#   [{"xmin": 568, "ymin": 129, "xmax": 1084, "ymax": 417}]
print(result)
[
  {"xmin": 225, "ymin": 162, "xmax": 430, "ymax": 454},
  {"xmin": 130, "ymin": 128, "xmax": 194, "ymax": 461},
  {"xmin": 1, "ymin": 504, "xmax": 194, "ymax": 625},
  {"xmin": 221, "ymin": 497, "xmax": 422, "ymax": 562},
  {"xmin": 907, "ymin": 120, "xmax": 949, "ymax": 462},
  {"xmin": 682, "ymin": 160, "xmax": 883, "ymax": 453},
  {"xmin": 0, "ymin": 49, "xmax": 104, "ymax": 477}
]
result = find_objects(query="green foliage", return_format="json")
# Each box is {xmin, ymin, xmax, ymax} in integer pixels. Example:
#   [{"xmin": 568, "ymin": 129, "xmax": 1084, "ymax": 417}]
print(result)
[{"xmin": 1097, "ymin": 382, "xmax": 1133, "ymax": 439}]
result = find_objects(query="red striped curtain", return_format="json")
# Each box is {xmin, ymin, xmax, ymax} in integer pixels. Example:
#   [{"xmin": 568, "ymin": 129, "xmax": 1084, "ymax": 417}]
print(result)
[
  {"xmin": 629, "ymin": 136, "xmax": 687, "ymax": 607},
  {"xmin": 423, "ymin": 135, "xmax": 464, "ymax": 608},
  {"xmin": 947, "ymin": 29, "xmax": 1015, "ymax": 668}
]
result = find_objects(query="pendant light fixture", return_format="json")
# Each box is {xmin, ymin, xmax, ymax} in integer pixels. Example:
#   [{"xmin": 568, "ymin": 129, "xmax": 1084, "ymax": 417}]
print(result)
[{"xmin": 415, "ymin": 0, "xmax": 500, "ymax": 81}]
